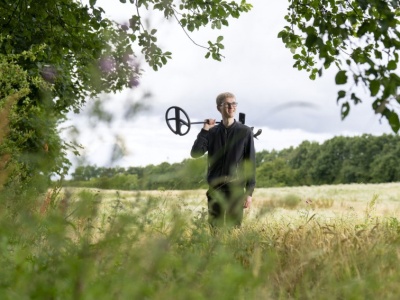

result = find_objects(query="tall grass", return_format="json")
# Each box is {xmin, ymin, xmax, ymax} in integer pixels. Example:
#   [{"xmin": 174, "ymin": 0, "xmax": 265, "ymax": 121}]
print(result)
[{"xmin": 1, "ymin": 186, "xmax": 400, "ymax": 299}]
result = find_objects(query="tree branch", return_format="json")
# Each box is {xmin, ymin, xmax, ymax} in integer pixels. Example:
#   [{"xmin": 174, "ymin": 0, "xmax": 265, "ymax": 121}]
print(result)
[{"xmin": 172, "ymin": 8, "xmax": 225, "ymax": 59}]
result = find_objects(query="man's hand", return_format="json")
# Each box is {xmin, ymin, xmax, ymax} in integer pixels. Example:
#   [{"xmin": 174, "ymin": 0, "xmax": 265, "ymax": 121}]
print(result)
[
  {"xmin": 243, "ymin": 196, "xmax": 252, "ymax": 209},
  {"xmin": 203, "ymin": 119, "xmax": 216, "ymax": 131}
]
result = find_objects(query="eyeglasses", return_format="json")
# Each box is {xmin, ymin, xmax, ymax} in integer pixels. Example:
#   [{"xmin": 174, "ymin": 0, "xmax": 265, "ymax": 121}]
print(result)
[{"xmin": 219, "ymin": 102, "xmax": 238, "ymax": 108}]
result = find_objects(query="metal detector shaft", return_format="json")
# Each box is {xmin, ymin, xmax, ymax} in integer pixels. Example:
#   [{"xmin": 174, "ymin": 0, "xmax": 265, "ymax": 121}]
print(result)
[{"xmin": 190, "ymin": 121, "xmax": 221, "ymax": 125}]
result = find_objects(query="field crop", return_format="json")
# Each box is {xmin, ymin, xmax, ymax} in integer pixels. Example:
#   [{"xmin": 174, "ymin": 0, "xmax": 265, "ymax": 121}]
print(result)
[{"xmin": 2, "ymin": 183, "xmax": 400, "ymax": 299}]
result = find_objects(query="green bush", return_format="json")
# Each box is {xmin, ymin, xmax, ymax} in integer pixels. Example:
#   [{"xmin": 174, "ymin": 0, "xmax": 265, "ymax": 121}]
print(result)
[{"xmin": 280, "ymin": 193, "xmax": 302, "ymax": 209}]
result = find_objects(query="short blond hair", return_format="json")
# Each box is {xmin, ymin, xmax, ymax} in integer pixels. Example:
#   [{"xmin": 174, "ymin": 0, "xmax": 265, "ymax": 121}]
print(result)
[{"xmin": 216, "ymin": 92, "xmax": 235, "ymax": 106}]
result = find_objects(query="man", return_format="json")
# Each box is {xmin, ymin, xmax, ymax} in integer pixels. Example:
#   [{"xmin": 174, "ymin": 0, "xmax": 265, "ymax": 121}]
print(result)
[{"xmin": 190, "ymin": 92, "xmax": 256, "ymax": 228}]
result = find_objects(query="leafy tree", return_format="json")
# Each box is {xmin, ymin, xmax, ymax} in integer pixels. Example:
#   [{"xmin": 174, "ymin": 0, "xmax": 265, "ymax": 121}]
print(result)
[
  {"xmin": 370, "ymin": 138, "xmax": 400, "ymax": 182},
  {"xmin": 255, "ymin": 148, "xmax": 297, "ymax": 187},
  {"xmin": 310, "ymin": 136, "xmax": 349, "ymax": 184},
  {"xmin": 0, "ymin": 49, "xmax": 64, "ymax": 199},
  {"xmin": 71, "ymin": 165, "xmax": 100, "ymax": 181},
  {"xmin": 279, "ymin": 0, "xmax": 400, "ymax": 132},
  {"xmin": 256, "ymin": 157, "xmax": 295, "ymax": 187},
  {"xmin": 288, "ymin": 140, "xmax": 320, "ymax": 185},
  {"xmin": 254, "ymin": 150, "xmax": 266, "ymax": 168},
  {"xmin": 370, "ymin": 151, "xmax": 400, "ymax": 182}
]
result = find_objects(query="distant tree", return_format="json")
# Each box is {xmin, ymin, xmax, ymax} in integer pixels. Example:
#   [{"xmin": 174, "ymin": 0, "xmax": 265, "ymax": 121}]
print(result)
[
  {"xmin": 256, "ymin": 148, "xmax": 297, "ymax": 187},
  {"xmin": 371, "ymin": 152, "xmax": 400, "ymax": 183},
  {"xmin": 107, "ymin": 173, "xmax": 139, "ymax": 190},
  {"xmin": 288, "ymin": 140, "xmax": 320, "ymax": 185},
  {"xmin": 126, "ymin": 166, "xmax": 144, "ymax": 178},
  {"xmin": 255, "ymin": 150, "xmax": 267, "ymax": 168},
  {"xmin": 310, "ymin": 136, "xmax": 349, "ymax": 184},
  {"xmin": 337, "ymin": 134, "xmax": 377, "ymax": 183},
  {"xmin": 370, "ymin": 138, "xmax": 400, "ymax": 182},
  {"xmin": 177, "ymin": 157, "xmax": 208, "ymax": 189},
  {"xmin": 65, "ymin": 133, "xmax": 400, "ymax": 189},
  {"xmin": 71, "ymin": 165, "xmax": 99, "ymax": 181},
  {"xmin": 279, "ymin": 0, "xmax": 400, "ymax": 132}
]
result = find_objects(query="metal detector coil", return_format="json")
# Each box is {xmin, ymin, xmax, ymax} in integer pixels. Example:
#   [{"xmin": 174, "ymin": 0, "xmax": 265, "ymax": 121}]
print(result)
[{"xmin": 165, "ymin": 106, "xmax": 192, "ymax": 136}]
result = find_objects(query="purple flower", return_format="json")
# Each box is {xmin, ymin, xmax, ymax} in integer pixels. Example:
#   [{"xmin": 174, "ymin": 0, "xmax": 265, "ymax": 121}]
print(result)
[
  {"xmin": 99, "ymin": 57, "xmax": 116, "ymax": 73},
  {"xmin": 122, "ymin": 52, "xmax": 133, "ymax": 64},
  {"xmin": 40, "ymin": 65, "xmax": 57, "ymax": 83},
  {"xmin": 128, "ymin": 77, "xmax": 140, "ymax": 88}
]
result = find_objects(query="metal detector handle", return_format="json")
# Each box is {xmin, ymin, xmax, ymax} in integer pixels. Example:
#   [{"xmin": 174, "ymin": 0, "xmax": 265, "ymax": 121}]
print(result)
[{"xmin": 239, "ymin": 113, "xmax": 245, "ymax": 124}]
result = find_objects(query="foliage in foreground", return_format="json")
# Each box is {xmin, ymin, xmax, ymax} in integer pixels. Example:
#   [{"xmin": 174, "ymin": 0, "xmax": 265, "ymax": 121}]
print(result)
[{"xmin": 1, "ymin": 188, "xmax": 400, "ymax": 299}]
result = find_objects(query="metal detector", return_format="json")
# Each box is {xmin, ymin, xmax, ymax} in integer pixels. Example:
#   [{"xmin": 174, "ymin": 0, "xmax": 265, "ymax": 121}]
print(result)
[{"xmin": 165, "ymin": 106, "xmax": 262, "ymax": 138}]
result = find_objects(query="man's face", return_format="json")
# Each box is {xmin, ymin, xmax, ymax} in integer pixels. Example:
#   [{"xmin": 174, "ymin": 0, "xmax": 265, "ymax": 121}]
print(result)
[{"xmin": 218, "ymin": 97, "xmax": 237, "ymax": 118}]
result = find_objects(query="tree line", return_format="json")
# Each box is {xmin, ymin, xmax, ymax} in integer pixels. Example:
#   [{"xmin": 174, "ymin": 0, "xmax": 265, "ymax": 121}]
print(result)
[
  {"xmin": 256, "ymin": 133, "xmax": 400, "ymax": 187},
  {"xmin": 66, "ymin": 133, "xmax": 400, "ymax": 190}
]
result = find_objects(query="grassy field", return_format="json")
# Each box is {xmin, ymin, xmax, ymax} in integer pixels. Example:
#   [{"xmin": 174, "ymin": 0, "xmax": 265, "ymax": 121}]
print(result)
[
  {"xmin": 68, "ymin": 182, "xmax": 400, "ymax": 223},
  {"xmin": 4, "ymin": 183, "xmax": 400, "ymax": 299}
]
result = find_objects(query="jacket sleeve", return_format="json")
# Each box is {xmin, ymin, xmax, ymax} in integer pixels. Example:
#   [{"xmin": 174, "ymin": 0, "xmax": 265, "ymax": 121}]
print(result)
[
  {"xmin": 190, "ymin": 129, "xmax": 209, "ymax": 158},
  {"xmin": 244, "ymin": 129, "xmax": 256, "ymax": 196}
]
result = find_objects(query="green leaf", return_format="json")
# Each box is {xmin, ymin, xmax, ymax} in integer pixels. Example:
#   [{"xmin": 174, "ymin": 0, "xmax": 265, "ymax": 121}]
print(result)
[
  {"xmin": 369, "ymin": 80, "xmax": 380, "ymax": 96},
  {"xmin": 351, "ymin": 93, "xmax": 362, "ymax": 104},
  {"xmin": 388, "ymin": 60, "xmax": 397, "ymax": 70},
  {"xmin": 277, "ymin": 30, "xmax": 287, "ymax": 39},
  {"xmin": 357, "ymin": 20, "xmax": 372, "ymax": 37},
  {"xmin": 216, "ymin": 36, "xmax": 223, "ymax": 43},
  {"xmin": 129, "ymin": 16, "xmax": 140, "ymax": 31},
  {"xmin": 337, "ymin": 90, "xmax": 346, "ymax": 102},
  {"xmin": 218, "ymin": 6, "xmax": 226, "ymax": 16},
  {"xmin": 358, "ymin": 0, "xmax": 369, "ymax": 10},
  {"xmin": 388, "ymin": 111, "xmax": 400, "ymax": 133},
  {"xmin": 374, "ymin": 50, "xmax": 382, "ymax": 60},
  {"xmin": 305, "ymin": 33, "xmax": 318, "ymax": 48},
  {"xmin": 341, "ymin": 102, "xmax": 350, "ymax": 120},
  {"xmin": 335, "ymin": 70, "xmax": 347, "ymax": 85}
]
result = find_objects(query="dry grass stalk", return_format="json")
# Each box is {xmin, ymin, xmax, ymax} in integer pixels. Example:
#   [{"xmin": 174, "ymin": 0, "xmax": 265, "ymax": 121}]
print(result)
[{"xmin": 40, "ymin": 190, "xmax": 53, "ymax": 215}]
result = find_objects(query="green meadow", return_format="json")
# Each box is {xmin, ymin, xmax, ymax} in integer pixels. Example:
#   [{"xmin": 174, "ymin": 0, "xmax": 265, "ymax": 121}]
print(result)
[{"xmin": 3, "ymin": 183, "xmax": 398, "ymax": 299}]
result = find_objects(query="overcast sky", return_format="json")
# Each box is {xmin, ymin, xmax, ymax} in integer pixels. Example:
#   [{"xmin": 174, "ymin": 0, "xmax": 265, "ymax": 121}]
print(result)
[{"xmin": 62, "ymin": 0, "xmax": 393, "ymax": 170}]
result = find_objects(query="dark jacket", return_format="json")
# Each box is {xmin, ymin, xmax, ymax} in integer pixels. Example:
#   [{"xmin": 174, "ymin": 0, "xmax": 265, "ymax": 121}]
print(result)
[{"xmin": 190, "ymin": 120, "xmax": 256, "ymax": 196}]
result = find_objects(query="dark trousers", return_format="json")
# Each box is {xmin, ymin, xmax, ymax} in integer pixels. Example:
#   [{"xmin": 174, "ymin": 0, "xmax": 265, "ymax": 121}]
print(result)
[{"xmin": 206, "ymin": 183, "xmax": 245, "ymax": 228}]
